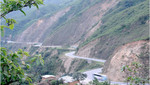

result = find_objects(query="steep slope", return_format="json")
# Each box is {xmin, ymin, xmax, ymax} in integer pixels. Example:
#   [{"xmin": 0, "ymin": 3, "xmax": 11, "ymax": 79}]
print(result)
[
  {"xmin": 14, "ymin": 0, "xmax": 118, "ymax": 45},
  {"xmin": 17, "ymin": 7, "xmax": 71, "ymax": 42},
  {"xmin": 21, "ymin": 46, "xmax": 103, "ymax": 82},
  {"xmin": 102, "ymin": 40, "xmax": 149, "ymax": 82},
  {"xmin": 77, "ymin": 0, "xmax": 149, "ymax": 59},
  {"xmin": 3, "ymin": 0, "xmax": 76, "ymax": 40},
  {"xmin": 43, "ymin": 0, "xmax": 119, "ymax": 46},
  {"xmin": 4, "ymin": 4, "xmax": 59, "ymax": 40}
]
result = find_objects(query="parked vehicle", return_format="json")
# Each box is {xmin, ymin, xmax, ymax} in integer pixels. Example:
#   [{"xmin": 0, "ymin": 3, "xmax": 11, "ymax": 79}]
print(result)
[{"xmin": 93, "ymin": 74, "xmax": 108, "ymax": 81}]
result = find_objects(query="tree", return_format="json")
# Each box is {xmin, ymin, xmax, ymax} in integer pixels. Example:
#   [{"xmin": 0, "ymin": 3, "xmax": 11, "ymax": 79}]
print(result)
[
  {"xmin": 0, "ymin": 47, "xmax": 44, "ymax": 85},
  {"xmin": 91, "ymin": 78, "xmax": 110, "ymax": 85},
  {"xmin": 0, "ymin": 0, "xmax": 44, "ymax": 85},
  {"xmin": 0, "ymin": 0, "xmax": 43, "ymax": 36},
  {"xmin": 72, "ymin": 72, "xmax": 87, "ymax": 82}
]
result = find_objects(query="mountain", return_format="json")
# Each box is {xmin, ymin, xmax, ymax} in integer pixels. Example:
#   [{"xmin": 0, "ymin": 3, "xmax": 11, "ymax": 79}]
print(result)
[
  {"xmin": 76, "ymin": 0, "xmax": 149, "ymax": 59},
  {"xmin": 43, "ymin": 0, "xmax": 119, "ymax": 46},
  {"xmin": 103, "ymin": 40, "xmax": 149, "ymax": 81},
  {"xmin": 3, "ymin": 0, "xmax": 149, "ymax": 57},
  {"xmin": 13, "ymin": 0, "xmax": 118, "ymax": 46},
  {"xmin": 8, "ymin": 0, "xmax": 148, "ymax": 53},
  {"xmin": 2, "ymin": 0, "xmax": 149, "ymax": 83},
  {"xmin": 3, "ymin": 0, "xmax": 76, "ymax": 40}
]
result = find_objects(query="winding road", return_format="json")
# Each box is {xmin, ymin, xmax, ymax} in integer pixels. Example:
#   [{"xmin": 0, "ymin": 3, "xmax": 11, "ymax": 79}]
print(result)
[
  {"xmin": 65, "ymin": 51, "xmax": 127, "ymax": 85},
  {"xmin": 65, "ymin": 51, "xmax": 106, "ymax": 63},
  {"xmin": 4, "ymin": 41, "xmax": 138, "ymax": 85},
  {"xmin": 3, "ymin": 40, "xmax": 62, "ymax": 48}
]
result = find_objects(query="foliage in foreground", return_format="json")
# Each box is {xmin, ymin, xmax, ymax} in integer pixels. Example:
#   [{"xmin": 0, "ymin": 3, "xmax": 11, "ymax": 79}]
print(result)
[
  {"xmin": 90, "ymin": 78, "xmax": 110, "ymax": 85},
  {"xmin": 0, "ymin": 0, "xmax": 44, "ymax": 85},
  {"xmin": 0, "ymin": 0, "xmax": 43, "ymax": 37},
  {"xmin": 122, "ymin": 62, "xmax": 149, "ymax": 85},
  {"xmin": 0, "ymin": 47, "xmax": 44, "ymax": 85}
]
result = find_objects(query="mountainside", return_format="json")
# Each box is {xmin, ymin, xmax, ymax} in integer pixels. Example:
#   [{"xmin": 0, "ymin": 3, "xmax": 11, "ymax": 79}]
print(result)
[
  {"xmin": 11, "ymin": 0, "xmax": 118, "ymax": 46},
  {"xmin": 76, "ymin": 0, "xmax": 149, "ymax": 59},
  {"xmin": 17, "ymin": 7, "xmax": 71, "ymax": 42},
  {"xmin": 102, "ymin": 40, "xmax": 149, "ymax": 81},
  {"xmin": 3, "ymin": 0, "xmax": 149, "ymax": 59},
  {"xmin": 2, "ymin": 0, "xmax": 149, "ymax": 84},
  {"xmin": 6, "ymin": 0, "xmax": 148, "ymax": 51},
  {"xmin": 2, "ymin": 41, "xmax": 103, "ymax": 82},
  {"xmin": 3, "ymin": 0, "xmax": 76, "ymax": 40},
  {"xmin": 43, "ymin": 0, "xmax": 119, "ymax": 46}
]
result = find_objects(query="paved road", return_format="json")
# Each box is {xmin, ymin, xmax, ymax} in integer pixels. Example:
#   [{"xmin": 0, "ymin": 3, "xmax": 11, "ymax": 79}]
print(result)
[
  {"xmin": 65, "ymin": 51, "xmax": 127, "ymax": 85},
  {"xmin": 4, "ymin": 41, "xmax": 143, "ymax": 85},
  {"xmin": 4, "ymin": 41, "xmax": 62, "ymax": 48},
  {"xmin": 65, "ymin": 51, "xmax": 106, "ymax": 63},
  {"xmin": 81, "ymin": 68, "xmax": 103, "ymax": 84},
  {"xmin": 5, "ymin": 40, "xmax": 42, "ymax": 45}
]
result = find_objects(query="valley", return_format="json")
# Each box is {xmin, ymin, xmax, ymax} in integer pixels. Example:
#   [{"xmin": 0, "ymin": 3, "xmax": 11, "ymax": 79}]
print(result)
[
  {"xmin": 3, "ymin": 40, "xmax": 127, "ymax": 85},
  {"xmin": 1, "ymin": 0, "xmax": 149, "ymax": 85}
]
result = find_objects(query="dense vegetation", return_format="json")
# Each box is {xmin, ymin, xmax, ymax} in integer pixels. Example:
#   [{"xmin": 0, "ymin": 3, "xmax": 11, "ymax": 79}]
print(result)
[
  {"xmin": 26, "ymin": 47, "xmax": 103, "ymax": 82},
  {"xmin": 0, "ymin": 0, "xmax": 45, "ymax": 85},
  {"xmin": 27, "ymin": 48, "xmax": 66, "ymax": 82}
]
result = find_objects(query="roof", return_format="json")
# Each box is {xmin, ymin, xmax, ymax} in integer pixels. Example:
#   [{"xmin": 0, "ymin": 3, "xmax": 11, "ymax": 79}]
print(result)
[
  {"xmin": 42, "ymin": 75, "xmax": 56, "ymax": 78},
  {"xmin": 59, "ymin": 76, "xmax": 75, "ymax": 83}
]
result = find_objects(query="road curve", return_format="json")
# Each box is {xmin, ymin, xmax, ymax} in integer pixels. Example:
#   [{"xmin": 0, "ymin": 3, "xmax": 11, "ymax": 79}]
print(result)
[
  {"xmin": 4, "ymin": 41, "xmax": 136, "ymax": 85},
  {"xmin": 65, "ymin": 51, "xmax": 106, "ymax": 84},
  {"xmin": 65, "ymin": 51, "xmax": 128, "ymax": 85},
  {"xmin": 65, "ymin": 51, "xmax": 106, "ymax": 63}
]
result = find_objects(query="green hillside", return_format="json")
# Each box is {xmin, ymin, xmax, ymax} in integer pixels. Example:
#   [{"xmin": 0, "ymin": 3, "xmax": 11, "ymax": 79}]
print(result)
[
  {"xmin": 3, "ymin": 0, "xmax": 76, "ymax": 39},
  {"xmin": 78, "ymin": 0, "xmax": 149, "ymax": 59},
  {"xmin": 4, "ymin": 0, "xmax": 104, "ymax": 43},
  {"xmin": 44, "ymin": 0, "xmax": 104, "ymax": 36},
  {"xmin": 43, "ymin": 0, "xmax": 108, "ymax": 45},
  {"xmin": 79, "ymin": 0, "xmax": 149, "ymax": 48}
]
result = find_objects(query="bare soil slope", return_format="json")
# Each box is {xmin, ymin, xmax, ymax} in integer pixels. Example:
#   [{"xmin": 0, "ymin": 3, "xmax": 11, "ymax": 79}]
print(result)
[
  {"xmin": 43, "ymin": 0, "xmax": 118, "ymax": 46},
  {"xmin": 76, "ymin": 0, "xmax": 149, "ymax": 60},
  {"xmin": 17, "ymin": 7, "xmax": 71, "ymax": 42},
  {"xmin": 103, "ymin": 40, "xmax": 149, "ymax": 82}
]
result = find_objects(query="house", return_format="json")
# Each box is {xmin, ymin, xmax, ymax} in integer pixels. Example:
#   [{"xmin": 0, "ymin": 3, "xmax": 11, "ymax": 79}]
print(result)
[
  {"xmin": 41, "ymin": 75, "xmax": 56, "ymax": 81},
  {"xmin": 38, "ymin": 75, "xmax": 56, "ymax": 85},
  {"xmin": 68, "ymin": 81, "xmax": 79, "ymax": 85},
  {"xmin": 59, "ymin": 76, "xmax": 79, "ymax": 85}
]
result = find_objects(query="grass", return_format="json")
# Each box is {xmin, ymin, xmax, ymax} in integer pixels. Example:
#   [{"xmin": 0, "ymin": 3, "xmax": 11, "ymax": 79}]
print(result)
[
  {"xmin": 70, "ymin": 59, "xmax": 104, "ymax": 72},
  {"xmin": 79, "ymin": 0, "xmax": 149, "ymax": 48},
  {"xmin": 79, "ymin": 61, "xmax": 104, "ymax": 72},
  {"xmin": 4, "ymin": 1, "xmax": 71, "ymax": 39},
  {"xmin": 43, "ymin": 0, "xmax": 105, "ymax": 44}
]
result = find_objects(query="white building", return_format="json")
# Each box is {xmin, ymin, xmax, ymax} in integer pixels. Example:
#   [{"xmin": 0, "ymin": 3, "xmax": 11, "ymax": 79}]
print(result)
[
  {"xmin": 41, "ymin": 75, "xmax": 56, "ymax": 81},
  {"xmin": 58, "ymin": 76, "xmax": 75, "ymax": 83}
]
